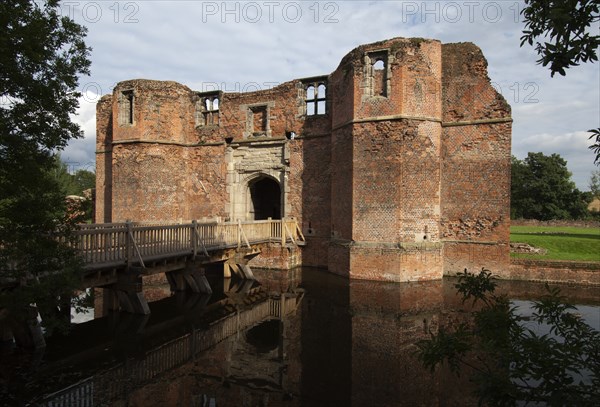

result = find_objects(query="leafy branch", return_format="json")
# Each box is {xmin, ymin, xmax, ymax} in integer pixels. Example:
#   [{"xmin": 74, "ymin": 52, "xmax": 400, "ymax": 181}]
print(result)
[
  {"xmin": 417, "ymin": 269, "xmax": 600, "ymax": 406},
  {"xmin": 520, "ymin": 0, "xmax": 600, "ymax": 77}
]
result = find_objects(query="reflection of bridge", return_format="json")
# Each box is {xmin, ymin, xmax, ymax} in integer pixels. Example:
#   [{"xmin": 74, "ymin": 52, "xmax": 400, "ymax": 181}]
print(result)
[
  {"xmin": 66, "ymin": 219, "xmax": 305, "ymax": 315},
  {"xmin": 35, "ymin": 288, "xmax": 304, "ymax": 407}
]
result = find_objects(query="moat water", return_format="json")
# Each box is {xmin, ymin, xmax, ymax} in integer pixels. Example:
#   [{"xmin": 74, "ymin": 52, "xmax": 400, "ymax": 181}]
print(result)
[{"xmin": 1, "ymin": 268, "xmax": 599, "ymax": 406}]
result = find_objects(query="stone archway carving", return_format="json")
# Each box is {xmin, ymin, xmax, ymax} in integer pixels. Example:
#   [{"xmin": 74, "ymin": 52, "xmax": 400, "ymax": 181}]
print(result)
[{"xmin": 226, "ymin": 143, "xmax": 290, "ymax": 221}]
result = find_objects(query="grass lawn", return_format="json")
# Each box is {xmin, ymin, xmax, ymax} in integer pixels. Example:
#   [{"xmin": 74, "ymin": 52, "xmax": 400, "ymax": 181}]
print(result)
[{"xmin": 510, "ymin": 226, "xmax": 600, "ymax": 262}]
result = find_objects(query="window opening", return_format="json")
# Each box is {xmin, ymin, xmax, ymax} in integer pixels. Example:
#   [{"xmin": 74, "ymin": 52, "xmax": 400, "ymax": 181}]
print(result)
[
  {"xmin": 119, "ymin": 90, "xmax": 134, "ymax": 126},
  {"xmin": 305, "ymin": 82, "xmax": 327, "ymax": 116},
  {"xmin": 317, "ymin": 83, "xmax": 326, "ymax": 97},
  {"xmin": 370, "ymin": 53, "xmax": 388, "ymax": 97},
  {"xmin": 251, "ymin": 106, "xmax": 267, "ymax": 135},
  {"xmin": 196, "ymin": 93, "xmax": 220, "ymax": 126}
]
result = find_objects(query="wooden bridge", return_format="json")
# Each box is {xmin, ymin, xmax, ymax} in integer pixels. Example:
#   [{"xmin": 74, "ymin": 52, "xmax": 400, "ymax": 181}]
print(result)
[
  {"xmin": 1, "ymin": 220, "xmax": 306, "ymax": 350},
  {"xmin": 65, "ymin": 218, "xmax": 305, "ymax": 316},
  {"xmin": 72, "ymin": 218, "xmax": 305, "ymax": 272}
]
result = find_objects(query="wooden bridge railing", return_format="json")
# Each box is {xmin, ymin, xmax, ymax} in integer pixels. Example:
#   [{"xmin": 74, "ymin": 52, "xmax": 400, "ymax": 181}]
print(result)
[{"xmin": 72, "ymin": 219, "xmax": 305, "ymax": 268}]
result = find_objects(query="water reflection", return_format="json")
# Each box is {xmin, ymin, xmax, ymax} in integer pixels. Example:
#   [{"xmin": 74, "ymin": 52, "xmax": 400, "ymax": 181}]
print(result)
[{"xmin": 1, "ymin": 268, "xmax": 598, "ymax": 406}]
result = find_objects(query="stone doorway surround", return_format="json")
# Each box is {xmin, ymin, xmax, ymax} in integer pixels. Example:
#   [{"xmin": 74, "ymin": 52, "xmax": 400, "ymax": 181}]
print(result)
[{"xmin": 225, "ymin": 140, "xmax": 290, "ymax": 221}]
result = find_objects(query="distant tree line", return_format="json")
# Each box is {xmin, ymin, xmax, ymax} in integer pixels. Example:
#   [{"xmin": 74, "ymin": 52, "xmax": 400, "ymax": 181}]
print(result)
[
  {"xmin": 52, "ymin": 155, "xmax": 95, "ymax": 223},
  {"xmin": 52, "ymin": 155, "xmax": 95, "ymax": 197},
  {"xmin": 511, "ymin": 152, "xmax": 597, "ymax": 221}
]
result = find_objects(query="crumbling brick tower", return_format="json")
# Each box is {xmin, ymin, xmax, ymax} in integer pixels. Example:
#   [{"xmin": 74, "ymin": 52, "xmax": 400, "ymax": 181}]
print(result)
[{"xmin": 95, "ymin": 37, "xmax": 511, "ymax": 281}]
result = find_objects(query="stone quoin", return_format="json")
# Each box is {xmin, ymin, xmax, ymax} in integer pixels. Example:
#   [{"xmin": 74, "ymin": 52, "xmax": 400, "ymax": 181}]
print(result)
[{"xmin": 95, "ymin": 37, "xmax": 512, "ymax": 282}]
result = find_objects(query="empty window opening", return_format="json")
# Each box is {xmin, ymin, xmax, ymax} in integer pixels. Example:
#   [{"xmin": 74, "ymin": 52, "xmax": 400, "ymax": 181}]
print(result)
[
  {"xmin": 251, "ymin": 106, "xmax": 267, "ymax": 135},
  {"xmin": 317, "ymin": 100, "xmax": 326, "ymax": 114},
  {"xmin": 249, "ymin": 177, "xmax": 281, "ymax": 220},
  {"xmin": 373, "ymin": 58, "xmax": 387, "ymax": 96},
  {"xmin": 196, "ymin": 93, "xmax": 220, "ymax": 127},
  {"xmin": 305, "ymin": 81, "xmax": 327, "ymax": 116},
  {"xmin": 317, "ymin": 83, "xmax": 326, "ymax": 97},
  {"xmin": 119, "ymin": 90, "xmax": 134, "ymax": 126}
]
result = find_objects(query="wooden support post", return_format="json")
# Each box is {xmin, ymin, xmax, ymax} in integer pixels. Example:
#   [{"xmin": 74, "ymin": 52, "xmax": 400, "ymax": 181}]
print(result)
[
  {"xmin": 166, "ymin": 263, "xmax": 212, "ymax": 295},
  {"xmin": 223, "ymin": 263, "xmax": 232, "ymax": 278},
  {"xmin": 280, "ymin": 294, "xmax": 286, "ymax": 318},
  {"xmin": 281, "ymin": 218, "xmax": 286, "ymax": 245},
  {"xmin": 239, "ymin": 264, "xmax": 256, "ymax": 280},
  {"xmin": 115, "ymin": 268, "xmax": 150, "ymax": 315},
  {"xmin": 125, "ymin": 220, "xmax": 133, "ymax": 269},
  {"xmin": 228, "ymin": 263, "xmax": 242, "ymax": 278},
  {"xmin": 191, "ymin": 220, "xmax": 198, "ymax": 259},
  {"xmin": 223, "ymin": 275, "xmax": 232, "ymax": 292},
  {"xmin": 100, "ymin": 287, "xmax": 120, "ymax": 316}
]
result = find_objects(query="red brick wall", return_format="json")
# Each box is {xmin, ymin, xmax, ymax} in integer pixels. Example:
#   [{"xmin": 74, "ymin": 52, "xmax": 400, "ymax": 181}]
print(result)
[
  {"xmin": 249, "ymin": 243, "xmax": 302, "ymax": 270},
  {"xmin": 290, "ymin": 134, "xmax": 331, "ymax": 267},
  {"xmin": 440, "ymin": 43, "xmax": 512, "ymax": 276},
  {"xmin": 95, "ymin": 95, "xmax": 113, "ymax": 223},
  {"xmin": 506, "ymin": 259, "xmax": 600, "ymax": 285},
  {"xmin": 95, "ymin": 37, "xmax": 511, "ymax": 281}
]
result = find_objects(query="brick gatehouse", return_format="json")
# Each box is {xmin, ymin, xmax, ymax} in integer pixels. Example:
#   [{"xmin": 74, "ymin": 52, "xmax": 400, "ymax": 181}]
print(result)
[{"xmin": 95, "ymin": 37, "xmax": 512, "ymax": 281}]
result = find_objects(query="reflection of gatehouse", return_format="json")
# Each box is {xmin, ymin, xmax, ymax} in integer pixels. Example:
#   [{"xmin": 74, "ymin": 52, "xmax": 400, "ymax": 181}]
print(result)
[{"xmin": 36, "ymin": 287, "xmax": 304, "ymax": 406}]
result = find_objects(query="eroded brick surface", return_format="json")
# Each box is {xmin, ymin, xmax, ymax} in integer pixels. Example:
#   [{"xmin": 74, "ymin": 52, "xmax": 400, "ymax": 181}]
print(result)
[{"xmin": 96, "ymin": 37, "xmax": 512, "ymax": 281}]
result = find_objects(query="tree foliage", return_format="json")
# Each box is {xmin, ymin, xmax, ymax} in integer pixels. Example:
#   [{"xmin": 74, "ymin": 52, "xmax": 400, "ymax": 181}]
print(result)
[
  {"xmin": 418, "ymin": 270, "xmax": 600, "ymax": 406},
  {"xmin": 589, "ymin": 128, "xmax": 600, "ymax": 166},
  {"xmin": 520, "ymin": 0, "xmax": 600, "ymax": 77},
  {"xmin": 511, "ymin": 152, "xmax": 591, "ymax": 220},
  {"xmin": 0, "ymin": 0, "xmax": 91, "ymax": 337},
  {"xmin": 51, "ymin": 155, "xmax": 95, "ymax": 196},
  {"xmin": 51, "ymin": 156, "xmax": 95, "ymax": 223},
  {"xmin": 590, "ymin": 169, "xmax": 600, "ymax": 198}
]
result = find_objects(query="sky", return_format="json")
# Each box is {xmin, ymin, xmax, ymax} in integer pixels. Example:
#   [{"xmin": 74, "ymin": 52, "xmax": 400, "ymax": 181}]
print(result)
[{"xmin": 60, "ymin": 0, "xmax": 600, "ymax": 189}]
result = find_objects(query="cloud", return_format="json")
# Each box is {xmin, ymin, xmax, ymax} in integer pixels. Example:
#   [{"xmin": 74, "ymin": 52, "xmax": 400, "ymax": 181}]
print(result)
[
  {"xmin": 66, "ymin": 0, "xmax": 600, "ymax": 190},
  {"xmin": 514, "ymin": 131, "xmax": 598, "ymax": 189},
  {"xmin": 64, "ymin": 90, "xmax": 98, "ymax": 172}
]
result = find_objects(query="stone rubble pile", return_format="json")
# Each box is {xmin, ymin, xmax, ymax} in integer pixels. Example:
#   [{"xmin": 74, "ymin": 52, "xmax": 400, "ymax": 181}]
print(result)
[{"xmin": 510, "ymin": 242, "xmax": 548, "ymax": 255}]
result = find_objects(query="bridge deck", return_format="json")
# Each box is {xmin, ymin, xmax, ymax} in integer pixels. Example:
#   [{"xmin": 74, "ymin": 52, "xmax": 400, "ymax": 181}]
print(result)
[{"xmin": 70, "ymin": 219, "xmax": 305, "ymax": 272}]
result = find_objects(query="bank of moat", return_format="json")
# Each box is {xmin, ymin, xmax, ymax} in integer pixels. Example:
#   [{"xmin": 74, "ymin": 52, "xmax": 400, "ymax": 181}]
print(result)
[{"xmin": 95, "ymin": 36, "xmax": 512, "ymax": 282}]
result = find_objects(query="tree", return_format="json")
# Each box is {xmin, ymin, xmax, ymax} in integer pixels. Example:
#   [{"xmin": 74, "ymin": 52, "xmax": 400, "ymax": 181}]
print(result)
[
  {"xmin": 590, "ymin": 169, "xmax": 600, "ymax": 198},
  {"xmin": 511, "ymin": 153, "xmax": 591, "ymax": 220},
  {"xmin": 589, "ymin": 128, "xmax": 600, "ymax": 166},
  {"xmin": 0, "ymin": 0, "xmax": 91, "ymax": 339},
  {"xmin": 51, "ymin": 155, "xmax": 95, "ymax": 196},
  {"xmin": 520, "ymin": 0, "xmax": 600, "ymax": 77},
  {"xmin": 50, "ymin": 156, "xmax": 96, "ymax": 223},
  {"xmin": 70, "ymin": 169, "xmax": 96, "ymax": 196},
  {"xmin": 418, "ymin": 270, "xmax": 600, "ymax": 406}
]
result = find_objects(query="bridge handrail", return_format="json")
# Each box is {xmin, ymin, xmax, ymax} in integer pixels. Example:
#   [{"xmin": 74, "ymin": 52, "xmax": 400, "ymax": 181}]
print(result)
[{"xmin": 72, "ymin": 218, "xmax": 304, "ymax": 267}]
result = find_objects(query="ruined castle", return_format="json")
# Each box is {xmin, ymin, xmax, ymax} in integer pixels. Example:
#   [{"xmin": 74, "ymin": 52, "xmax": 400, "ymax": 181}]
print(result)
[{"xmin": 95, "ymin": 37, "xmax": 512, "ymax": 281}]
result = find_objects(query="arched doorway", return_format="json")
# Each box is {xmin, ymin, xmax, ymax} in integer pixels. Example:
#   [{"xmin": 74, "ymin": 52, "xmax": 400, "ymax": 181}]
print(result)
[{"xmin": 249, "ymin": 177, "xmax": 281, "ymax": 220}]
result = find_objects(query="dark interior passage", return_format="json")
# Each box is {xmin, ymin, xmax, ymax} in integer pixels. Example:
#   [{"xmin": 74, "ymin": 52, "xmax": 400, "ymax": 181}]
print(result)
[{"xmin": 250, "ymin": 177, "xmax": 281, "ymax": 220}]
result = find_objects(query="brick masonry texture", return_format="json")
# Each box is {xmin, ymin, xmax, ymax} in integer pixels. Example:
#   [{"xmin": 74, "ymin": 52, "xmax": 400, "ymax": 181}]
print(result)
[{"xmin": 96, "ymin": 37, "xmax": 512, "ymax": 282}]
